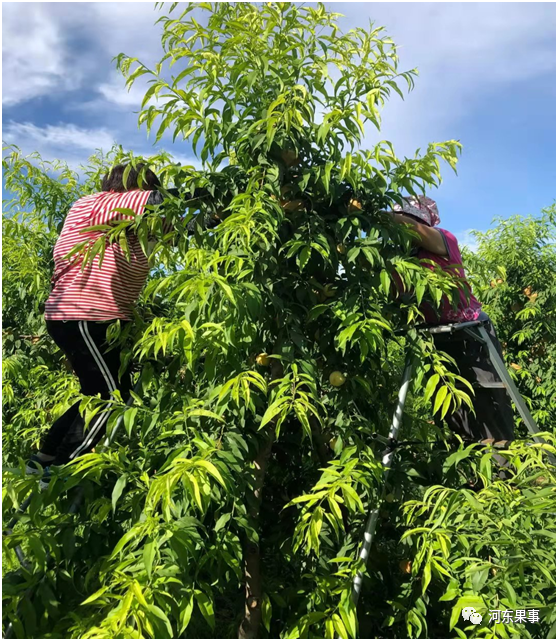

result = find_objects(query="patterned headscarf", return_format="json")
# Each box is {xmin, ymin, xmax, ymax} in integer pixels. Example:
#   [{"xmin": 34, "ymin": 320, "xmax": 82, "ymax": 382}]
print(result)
[{"xmin": 392, "ymin": 195, "xmax": 440, "ymax": 227}]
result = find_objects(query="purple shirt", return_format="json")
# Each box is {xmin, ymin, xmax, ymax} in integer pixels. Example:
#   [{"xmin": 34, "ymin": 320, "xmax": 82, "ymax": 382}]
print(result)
[{"xmin": 416, "ymin": 228, "xmax": 482, "ymax": 324}]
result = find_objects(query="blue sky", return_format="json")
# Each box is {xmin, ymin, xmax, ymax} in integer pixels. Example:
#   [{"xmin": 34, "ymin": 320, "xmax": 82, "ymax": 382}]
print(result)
[{"xmin": 3, "ymin": 2, "xmax": 556, "ymax": 248}]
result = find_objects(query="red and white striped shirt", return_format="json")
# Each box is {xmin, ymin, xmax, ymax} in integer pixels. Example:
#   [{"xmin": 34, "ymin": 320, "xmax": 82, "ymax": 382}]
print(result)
[{"xmin": 44, "ymin": 190, "xmax": 154, "ymax": 321}]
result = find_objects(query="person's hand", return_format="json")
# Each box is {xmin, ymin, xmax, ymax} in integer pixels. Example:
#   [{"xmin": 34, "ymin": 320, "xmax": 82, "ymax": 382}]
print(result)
[{"xmin": 207, "ymin": 212, "xmax": 222, "ymax": 229}]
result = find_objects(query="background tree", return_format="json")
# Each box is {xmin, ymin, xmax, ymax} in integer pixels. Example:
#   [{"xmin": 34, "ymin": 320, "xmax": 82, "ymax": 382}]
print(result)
[
  {"xmin": 3, "ymin": 4, "xmax": 555, "ymax": 639},
  {"xmin": 462, "ymin": 205, "xmax": 556, "ymax": 433}
]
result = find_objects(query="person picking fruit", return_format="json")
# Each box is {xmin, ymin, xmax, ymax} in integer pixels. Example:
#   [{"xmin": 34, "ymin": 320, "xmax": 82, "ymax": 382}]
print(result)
[
  {"xmin": 26, "ymin": 163, "xmax": 220, "ymax": 489},
  {"xmin": 390, "ymin": 195, "xmax": 515, "ymax": 448}
]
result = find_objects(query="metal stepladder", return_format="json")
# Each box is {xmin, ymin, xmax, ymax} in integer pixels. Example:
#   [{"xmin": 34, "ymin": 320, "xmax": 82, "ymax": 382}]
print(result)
[
  {"xmin": 351, "ymin": 318, "xmax": 556, "ymax": 606},
  {"xmin": 3, "ymin": 378, "xmax": 143, "ymax": 639}
]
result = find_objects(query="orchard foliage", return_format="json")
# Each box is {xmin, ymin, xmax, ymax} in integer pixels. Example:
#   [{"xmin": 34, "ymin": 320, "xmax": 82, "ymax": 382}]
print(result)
[
  {"xmin": 2, "ymin": 3, "xmax": 555, "ymax": 639},
  {"xmin": 462, "ymin": 206, "xmax": 556, "ymax": 432}
]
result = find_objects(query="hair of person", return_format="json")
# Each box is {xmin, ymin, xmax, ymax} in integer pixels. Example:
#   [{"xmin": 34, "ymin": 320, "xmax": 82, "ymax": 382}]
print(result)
[{"xmin": 101, "ymin": 163, "xmax": 161, "ymax": 193}]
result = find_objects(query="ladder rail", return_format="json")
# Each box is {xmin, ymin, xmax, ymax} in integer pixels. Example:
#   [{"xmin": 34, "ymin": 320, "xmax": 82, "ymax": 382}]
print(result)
[
  {"xmin": 350, "ymin": 318, "xmax": 554, "ymax": 622},
  {"xmin": 465, "ymin": 325, "xmax": 555, "ymax": 466},
  {"xmin": 351, "ymin": 357, "xmax": 414, "ymax": 604}
]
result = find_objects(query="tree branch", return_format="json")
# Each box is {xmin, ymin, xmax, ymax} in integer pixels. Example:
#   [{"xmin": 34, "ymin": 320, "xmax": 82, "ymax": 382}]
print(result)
[{"xmin": 238, "ymin": 358, "xmax": 283, "ymax": 639}]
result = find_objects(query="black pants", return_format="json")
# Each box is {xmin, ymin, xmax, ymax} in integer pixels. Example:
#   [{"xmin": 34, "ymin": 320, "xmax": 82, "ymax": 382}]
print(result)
[
  {"xmin": 433, "ymin": 317, "xmax": 515, "ymax": 444},
  {"xmin": 42, "ymin": 320, "xmax": 131, "ymax": 465}
]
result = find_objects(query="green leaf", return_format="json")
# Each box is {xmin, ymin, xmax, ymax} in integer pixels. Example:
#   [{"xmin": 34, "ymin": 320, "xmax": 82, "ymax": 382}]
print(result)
[
  {"xmin": 323, "ymin": 161, "xmax": 334, "ymax": 193},
  {"xmin": 111, "ymin": 526, "xmax": 140, "ymax": 557},
  {"xmin": 340, "ymin": 153, "xmax": 352, "ymax": 181},
  {"xmin": 179, "ymin": 594, "xmax": 194, "ymax": 634},
  {"xmin": 81, "ymin": 586, "xmax": 109, "ymax": 605},
  {"xmin": 143, "ymin": 538, "xmax": 156, "ymax": 579},
  {"xmin": 332, "ymin": 613, "xmax": 348, "ymax": 639},
  {"xmin": 123, "ymin": 407, "xmax": 138, "ymax": 436},
  {"xmin": 188, "ymin": 408, "xmax": 225, "ymax": 423},
  {"xmin": 415, "ymin": 281, "xmax": 425, "ymax": 305},
  {"xmin": 147, "ymin": 604, "xmax": 173, "ymax": 637},
  {"xmin": 340, "ymin": 597, "xmax": 357, "ymax": 638},
  {"xmin": 196, "ymin": 459, "xmax": 227, "ymax": 488},
  {"xmin": 112, "ymin": 473, "xmax": 127, "ymax": 513},
  {"xmin": 260, "ymin": 398, "xmax": 288, "ymax": 429},
  {"xmin": 439, "ymin": 588, "xmax": 460, "ymax": 602},
  {"xmin": 421, "ymin": 560, "xmax": 432, "ymax": 594},
  {"xmin": 141, "ymin": 82, "xmax": 159, "ymax": 109},
  {"xmin": 131, "ymin": 581, "xmax": 148, "ymax": 608},
  {"xmin": 214, "ymin": 513, "xmax": 231, "ymax": 531},
  {"xmin": 462, "ymin": 491, "xmax": 482, "ymax": 511},
  {"xmin": 262, "ymin": 593, "xmax": 272, "ymax": 632},
  {"xmin": 297, "ymin": 246, "xmax": 311, "ymax": 271},
  {"xmin": 380, "ymin": 270, "xmax": 390, "ymax": 296},
  {"xmin": 440, "ymin": 391, "xmax": 452, "ymax": 419},
  {"xmin": 424, "ymin": 374, "xmax": 440, "ymax": 402},
  {"xmin": 195, "ymin": 591, "xmax": 215, "ymax": 630},
  {"xmin": 433, "ymin": 386, "xmax": 448, "ymax": 415},
  {"xmin": 28, "ymin": 536, "xmax": 46, "ymax": 570}
]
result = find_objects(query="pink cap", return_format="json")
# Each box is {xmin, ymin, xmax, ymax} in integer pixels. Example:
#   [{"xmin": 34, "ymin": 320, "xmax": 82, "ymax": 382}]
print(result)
[{"xmin": 393, "ymin": 195, "xmax": 440, "ymax": 227}]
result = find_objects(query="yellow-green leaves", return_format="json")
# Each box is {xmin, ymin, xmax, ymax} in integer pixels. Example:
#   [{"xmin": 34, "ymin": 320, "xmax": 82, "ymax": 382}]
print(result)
[
  {"xmin": 81, "ymin": 586, "xmax": 110, "ymax": 606},
  {"xmin": 424, "ymin": 373, "xmax": 440, "ymax": 402},
  {"xmin": 339, "ymin": 153, "xmax": 352, "ymax": 182},
  {"xmin": 146, "ymin": 453, "xmax": 230, "ymax": 518},
  {"xmin": 335, "ymin": 312, "xmax": 392, "ymax": 361},
  {"xmin": 338, "ymin": 591, "xmax": 358, "ymax": 639},
  {"xmin": 287, "ymin": 456, "xmax": 380, "ymax": 557},
  {"xmin": 259, "ymin": 396, "xmax": 290, "ymax": 432},
  {"xmin": 433, "ymin": 385, "xmax": 448, "ymax": 415},
  {"xmin": 194, "ymin": 459, "xmax": 227, "ymax": 488},
  {"xmin": 259, "ymin": 366, "xmax": 324, "ymax": 437},
  {"xmin": 143, "ymin": 539, "xmax": 156, "ymax": 579},
  {"xmin": 7, "ymin": 4, "xmax": 553, "ymax": 641},
  {"xmin": 218, "ymin": 370, "xmax": 267, "ymax": 409}
]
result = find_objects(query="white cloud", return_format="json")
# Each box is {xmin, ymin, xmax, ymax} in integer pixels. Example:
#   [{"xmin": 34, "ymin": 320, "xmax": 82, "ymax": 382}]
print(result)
[
  {"xmin": 2, "ymin": 122, "xmax": 116, "ymax": 170},
  {"xmin": 2, "ymin": 2, "xmax": 164, "ymax": 107},
  {"xmin": 455, "ymin": 229, "xmax": 480, "ymax": 253},
  {"xmin": 95, "ymin": 73, "xmax": 175, "ymax": 110},
  {"xmin": 2, "ymin": 1, "xmax": 554, "ymax": 189},
  {"xmin": 2, "ymin": 4, "xmax": 80, "ymax": 105},
  {"xmin": 334, "ymin": 2, "xmax": 557, "ymax": 155},
  {"xmin": 83, "ymin": 2, "xmax": 164, "ymax": 64},
  {"xmin": 3, "ymin": 121, "xmax": 115, "ymax": 151},
  {"xmin": 98, "ymin": 75, "xmax": 147, "ymax": 108},
  {"xmin": 2, "ymin": 120, "xmax": 202, "ymax": 174}
]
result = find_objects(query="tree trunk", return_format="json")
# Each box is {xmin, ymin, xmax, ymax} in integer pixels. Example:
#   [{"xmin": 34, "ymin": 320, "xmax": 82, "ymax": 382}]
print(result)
[
  {"xmin": 238, "ymin": 359, "xmax": 283, "ymax": 639},
  {"xmin": 238, "ymin": 426, "xmax": 274, "ymax": 639},
  {"xmin": 310, "ymin": 415, "xmax": 330, "ymax": 466}
]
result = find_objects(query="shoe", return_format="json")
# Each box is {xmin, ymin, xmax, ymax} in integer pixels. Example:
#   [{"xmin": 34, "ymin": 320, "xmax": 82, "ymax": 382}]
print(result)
[
  {"xmin": 39, "ymin": 466, "xmax": 52, "ymax": 492},
  {"xmin": 25, "ymin": 454, "xmax": 47, "ymax": 476}
]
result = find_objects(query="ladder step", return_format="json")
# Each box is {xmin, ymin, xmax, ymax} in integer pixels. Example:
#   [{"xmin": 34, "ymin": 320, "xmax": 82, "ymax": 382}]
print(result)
[{"xmin": 473, "ymin": 382, "xmax": 507, "ymax": 389}]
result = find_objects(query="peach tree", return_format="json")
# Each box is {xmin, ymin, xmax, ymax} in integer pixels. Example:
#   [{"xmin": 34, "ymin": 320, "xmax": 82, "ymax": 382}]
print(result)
[{"xmin": 3, "ymin": 4, "xmax": 554, "ymax": 639}]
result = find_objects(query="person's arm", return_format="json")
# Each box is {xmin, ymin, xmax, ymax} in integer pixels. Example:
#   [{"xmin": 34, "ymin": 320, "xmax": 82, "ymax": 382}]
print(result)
[
  {"xmin": 392, "ymin": 213, "xmax": 448, "ymax": 256},
  {"xmin": 146, "ymin": 188, "xmax": 222, "ymax": 238},
  {"xmin": 146, "ymin": 187, "xmax": 180, "ymax": 206}
]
